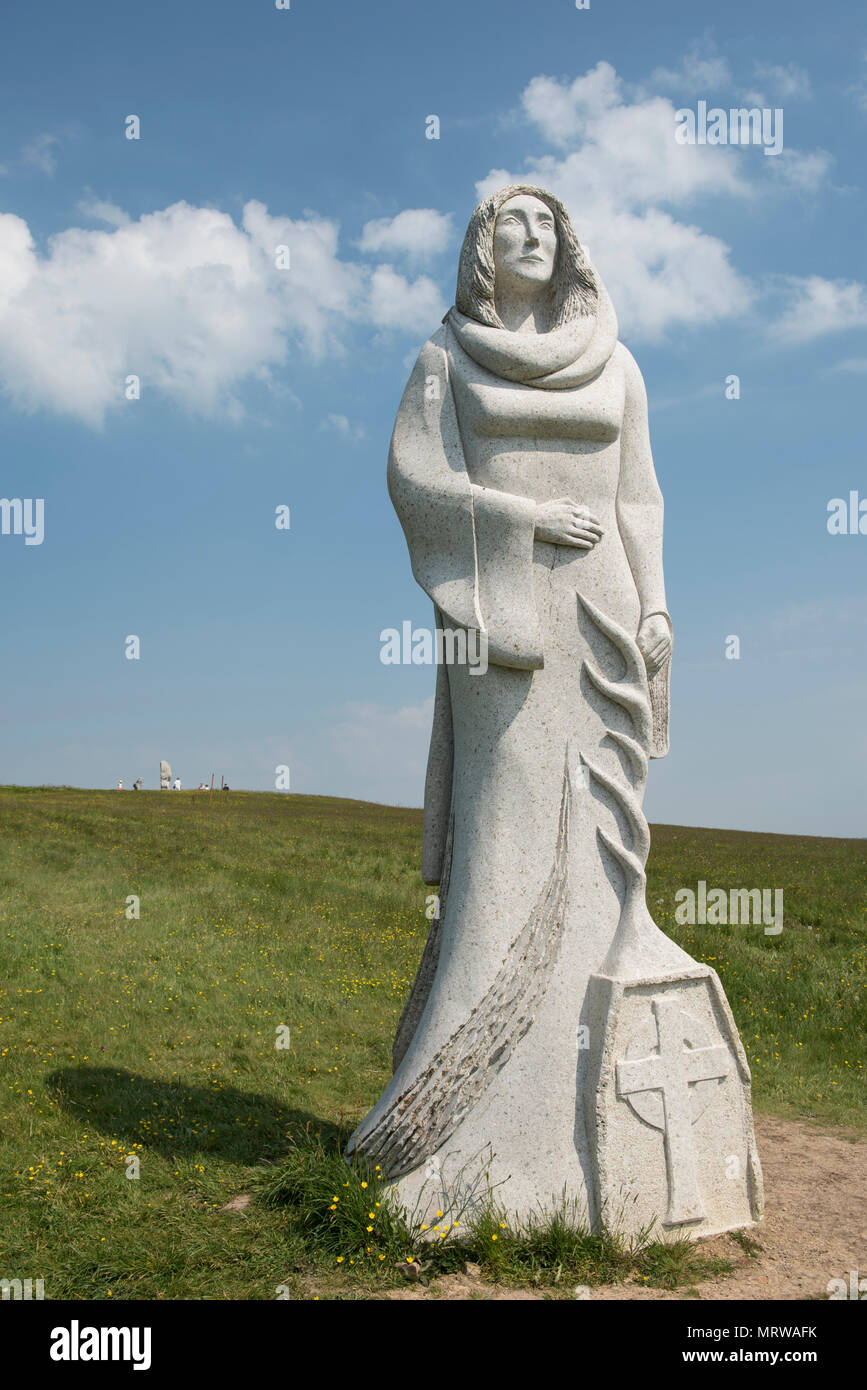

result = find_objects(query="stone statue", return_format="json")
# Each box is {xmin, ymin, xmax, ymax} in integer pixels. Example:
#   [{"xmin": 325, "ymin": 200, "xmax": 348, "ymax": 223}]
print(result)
[
  {"xmin": 159, "ymin": 761, "xmax": 171, "ymax": 791},
  {"xmin": 347, "ymin": 186, "xmax": 763, "ymax": 1241}
]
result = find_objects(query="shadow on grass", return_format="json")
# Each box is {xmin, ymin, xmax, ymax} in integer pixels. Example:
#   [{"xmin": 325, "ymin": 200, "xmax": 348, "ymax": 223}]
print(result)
[{"xmin": 47, "ymin": 1066, "xmax": 344, "ymax": 1165}]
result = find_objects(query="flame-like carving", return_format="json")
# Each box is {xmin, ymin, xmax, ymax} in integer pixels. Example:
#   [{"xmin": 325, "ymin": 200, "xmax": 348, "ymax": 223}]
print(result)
[
  {"xmin": 576, "ymin": 594, "xmax": 666, "ymax": 977},
  {"xmin": 605, "ymin": 728, "xmax": 648, "ymax": 782}
]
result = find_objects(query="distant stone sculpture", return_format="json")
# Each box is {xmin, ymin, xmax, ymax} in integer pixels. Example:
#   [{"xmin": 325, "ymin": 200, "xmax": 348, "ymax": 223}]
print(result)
[
  {"xmin": 159, "ymin": 761, "xmax": 171, "ymax": 791},
  {"xmin": 347, "ymin": 185, "xmax": 763, "ymax": 1241},
  {"xmin": 133, "ymin": 778, "xmax": 143, "ymax": 791}
]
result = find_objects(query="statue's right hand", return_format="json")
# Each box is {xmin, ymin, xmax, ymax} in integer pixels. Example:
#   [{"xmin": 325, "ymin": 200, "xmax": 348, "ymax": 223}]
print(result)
[{"xmin": 535, "ymin": 497, "xmax": 603, "ymax": 549}]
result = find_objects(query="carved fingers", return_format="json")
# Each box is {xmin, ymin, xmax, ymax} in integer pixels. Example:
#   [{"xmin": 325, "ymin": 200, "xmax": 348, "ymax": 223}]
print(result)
[
  {"xmin": 535, "ymin": 496, "xmax": 604, "ymax": 549},
  {"xmin": 637, "ymin": 614, "xmax": 672, "ymax": 673}
]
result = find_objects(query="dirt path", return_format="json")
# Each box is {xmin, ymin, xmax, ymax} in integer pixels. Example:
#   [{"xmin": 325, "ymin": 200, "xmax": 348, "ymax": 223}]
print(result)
[{"xmin": 385, "ymin": 1114, "xmax": 867, "ymax": 1301}]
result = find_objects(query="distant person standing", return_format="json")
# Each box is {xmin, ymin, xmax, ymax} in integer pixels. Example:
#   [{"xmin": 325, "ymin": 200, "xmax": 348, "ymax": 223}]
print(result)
[
  {"xmin": 133, "ymin": 778, "xmax": 143, "ymax": 791},
  {"xmin": 173, "ymin": 777, "xmax": 181, "ymax": 790},
  {"xmin": 117, "ymin": 780, "xmax": 124, "ymax": 790}
]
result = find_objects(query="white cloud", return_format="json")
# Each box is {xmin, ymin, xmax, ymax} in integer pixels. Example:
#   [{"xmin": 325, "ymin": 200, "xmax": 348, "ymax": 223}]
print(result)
[
  {"xmin": 478, "ymin": 58, "xmax": 842, "ymax": 341},
  {"xmin": 77, "ymin": 195, "xmax": 131, "ymax": 228},
  {"xmin": 0, "ymin": 131, "xmax": 60, "ymax": 178},
  {"xmin": 830, "ymin": 357, "xmax": 867, "ymax": 373},
  {"xmin": 21, "ymin": 133, "xmax": 60, "ymax": 175},
  {"xmin": 366, "ymin": 263, "xmax": 446, "ymax": 330},
  {"xmin": 746, "ymin": 61, "xmax": 812, "ymax": 106},
  {"xmin": 0, "ymin": 199, "xmax": 443, "ymax": 427},
  {"xmin": 648, "ymin": 50, "xmax": 811, "ymax": 107},
  {"xmin": 649, "ymin": 44, "xmax": 733, "ymax": 94},
  {"xmin": 766, "ymin": 148, "xmax": 833, "ymax": 192},
  {"xmin": 0, "ymin": 55, "xmax": 848, "ymax": 427},
  {"xmin": 498, "ymin": 64, "xmax": 750, "ymax": 206},
  {"xmin": 769, "ymin": 276, "xmax": 867, "ymax": 342},
  {"xmin": 479, "ymin": 63, "xmax": 753, "ymax": 339},
  {"xmin": 520, "ymin": 65, "xmax": 621, "ymax": 146},
  {"xmin": 320, "ymin": 412, "xmax": 365, "ymax": 441},
  {"xmin": 848, "ymin": 53, "xmax": 867, "ymax": 111},
  {"xmin": 359, "ymin": 208, "xmax": 453, "ymax": 262}
]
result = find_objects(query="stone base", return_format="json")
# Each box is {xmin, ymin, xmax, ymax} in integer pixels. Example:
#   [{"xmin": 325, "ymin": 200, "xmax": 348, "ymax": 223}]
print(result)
[{"xmin": 585, "ymin": 965, "xmax": 764, "ymax": 1241}]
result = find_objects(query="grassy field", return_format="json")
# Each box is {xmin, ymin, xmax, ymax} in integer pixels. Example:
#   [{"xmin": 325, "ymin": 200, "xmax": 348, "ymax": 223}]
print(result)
[{"xmin": 0, "ymin": 786, "xmax": 864, "ymax": 1300}]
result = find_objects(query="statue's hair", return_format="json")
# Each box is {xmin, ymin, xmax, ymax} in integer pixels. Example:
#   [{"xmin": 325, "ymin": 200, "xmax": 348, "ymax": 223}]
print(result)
[{"xmin": 455, "ymin": 184, "xmax": 597, "ymax": 329}]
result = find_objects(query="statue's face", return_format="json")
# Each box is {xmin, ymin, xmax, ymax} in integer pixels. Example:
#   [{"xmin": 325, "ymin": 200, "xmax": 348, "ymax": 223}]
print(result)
[{"xmin": 493, "ymin": 195, "xmax": 558, "ymax": 290}]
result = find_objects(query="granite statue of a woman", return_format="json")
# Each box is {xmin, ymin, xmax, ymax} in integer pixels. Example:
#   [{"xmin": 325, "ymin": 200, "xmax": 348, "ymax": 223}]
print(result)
[{"xmin": 348, "ymin": 186, "xmax": 763, "ymax": 1239}]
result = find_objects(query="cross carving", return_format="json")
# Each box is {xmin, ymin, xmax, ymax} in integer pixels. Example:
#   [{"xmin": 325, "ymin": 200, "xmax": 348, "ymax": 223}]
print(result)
[{"xmin": 616, "ymin": 994, "xmax": 730, "ymax": 1226}]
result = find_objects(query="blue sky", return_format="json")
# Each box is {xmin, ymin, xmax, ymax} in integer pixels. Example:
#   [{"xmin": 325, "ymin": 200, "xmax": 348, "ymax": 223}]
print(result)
[{"xmin": 1, "ymin": 0, "xmax": 865, "ymax": 835}]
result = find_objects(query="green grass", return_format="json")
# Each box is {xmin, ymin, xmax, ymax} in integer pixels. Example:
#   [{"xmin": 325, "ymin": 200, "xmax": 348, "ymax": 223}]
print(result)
[
  {"xmin": 648, "ymin": 823, "xmax": 866, "ymax": 1124},
  {"xmin": 255, "ymin": 1127, "xmax": 732, "ymax": 1293},
  {"xmin": 0, "ymin": 787, "xmax": 864, "ymax": 1300}
]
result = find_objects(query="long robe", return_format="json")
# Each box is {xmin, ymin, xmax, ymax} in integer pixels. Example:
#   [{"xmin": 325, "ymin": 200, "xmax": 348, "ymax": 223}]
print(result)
[{"xmin": 347, "ymin": 303, "xmax": 691, "ymax": 1223}]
